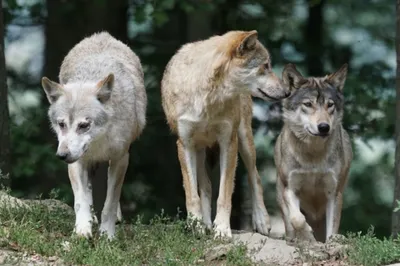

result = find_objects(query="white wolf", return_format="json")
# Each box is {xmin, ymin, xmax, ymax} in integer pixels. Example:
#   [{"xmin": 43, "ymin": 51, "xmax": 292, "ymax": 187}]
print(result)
[{"xmin": 41, "ymin": 31, "xmax": 147, "ymax": 239}]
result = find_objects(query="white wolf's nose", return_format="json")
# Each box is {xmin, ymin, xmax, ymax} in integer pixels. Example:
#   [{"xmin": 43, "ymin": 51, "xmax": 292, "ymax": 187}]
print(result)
[{"xmin": 56, "ymin": 152, "xmax": 69, "ymax": 161}]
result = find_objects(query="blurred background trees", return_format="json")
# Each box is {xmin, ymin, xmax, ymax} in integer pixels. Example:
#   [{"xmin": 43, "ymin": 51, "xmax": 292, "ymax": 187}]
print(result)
[{"xmin": 0, "ymin": 0, "xmax": 396, "ymax": 238}]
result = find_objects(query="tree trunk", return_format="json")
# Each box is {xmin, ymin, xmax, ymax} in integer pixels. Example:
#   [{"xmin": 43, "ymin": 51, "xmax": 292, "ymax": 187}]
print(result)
[
  {"xmin": 0, "ymin": 0, "xmax": 11, "ymax": 185},
  {"xmin": 392, "ymin": 0, "xmax": 400, "ymax": 238},
  {"xmin": 305, "ymin": 0, "xmax": 325, "ymax": 76}
]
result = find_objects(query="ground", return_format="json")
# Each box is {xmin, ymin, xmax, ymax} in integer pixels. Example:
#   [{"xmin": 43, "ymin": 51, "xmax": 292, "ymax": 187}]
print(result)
[{"xmin": 0, "ymin": 191, "xmax": 400, "ymax": 266}]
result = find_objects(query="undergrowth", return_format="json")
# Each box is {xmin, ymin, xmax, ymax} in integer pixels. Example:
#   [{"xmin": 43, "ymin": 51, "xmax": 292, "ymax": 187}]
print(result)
[
  {"xmin": 0, "ymin": 190, "xmax": 253, "ymax": 266},
  {"xmin": 345, "ymin": 226, "xmax": 400, "ymax": 266}
]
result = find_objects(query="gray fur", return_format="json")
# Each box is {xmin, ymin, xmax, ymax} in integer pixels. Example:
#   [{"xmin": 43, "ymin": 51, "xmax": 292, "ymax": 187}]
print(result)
[{"xmin": 274, "ymin": 63, "xmax": 353, "ymax": 244}]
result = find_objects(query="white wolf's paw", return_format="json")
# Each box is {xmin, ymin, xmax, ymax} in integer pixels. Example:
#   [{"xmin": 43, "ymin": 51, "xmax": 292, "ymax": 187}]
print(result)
[
  {"xmin": 252, "ymin": 207, "xmax": 271, "ymax": 236},
  {"xmin": 73, "ymin": 222, "xmax": 93, "ymax": 238},
  {"xmin": 117, "ymin": 203, "xmax": 123, "ymax": 223},
  {"xmin": 290, "ymin": 213, "xmax": 306, "ymax": 231},
  {"xmin": 99, "ymin": 223, "xmax": 116, "ymax": 240},
  {"xmin": 213, "ymin": 222, "xmax": 232, "ymax": 239}
]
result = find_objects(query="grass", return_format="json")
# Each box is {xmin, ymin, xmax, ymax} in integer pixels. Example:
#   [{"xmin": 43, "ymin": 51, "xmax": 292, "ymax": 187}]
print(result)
[
  {"xmin": 0, "ymin": 191, "xmax": 253, "ymax": 266},
  {"xmin": 343, "ymin": 226, "xmax": 400, "ymax": 266}
]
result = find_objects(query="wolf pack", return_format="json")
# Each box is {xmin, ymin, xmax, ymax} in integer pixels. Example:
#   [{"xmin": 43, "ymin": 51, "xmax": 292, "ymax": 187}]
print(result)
[{"xmin": 40, "ymin": 30, "xmax": 352, "ymax": 247}]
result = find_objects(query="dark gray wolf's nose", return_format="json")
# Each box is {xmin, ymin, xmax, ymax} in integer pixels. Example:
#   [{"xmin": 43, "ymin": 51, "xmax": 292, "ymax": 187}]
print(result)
[
  {"xmin": 56, "ymin": 152, "xmax": 68, "ymax": 161},
  {"xmin": 317, "ymin": 123, "xmax": 330, "ymax": 134}
]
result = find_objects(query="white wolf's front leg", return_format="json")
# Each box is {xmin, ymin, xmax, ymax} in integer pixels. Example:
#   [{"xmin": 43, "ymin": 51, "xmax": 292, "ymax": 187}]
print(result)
[
  {"xmin": 99, "ymin": 152, "xmax": 129, "ymax": 239},
  {"xmin": 214, "ymin": 126, "xmax": 238, "ymax": 239},
  {"xmin": 68, "ymin": 162, "xmax": 94, "ymax": 238}
]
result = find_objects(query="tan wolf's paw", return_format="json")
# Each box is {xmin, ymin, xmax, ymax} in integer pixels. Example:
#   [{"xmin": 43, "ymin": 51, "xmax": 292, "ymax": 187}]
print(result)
[
  {"xmin": 252, "ymin": 208, "xmax": 271, "ymax": 236},
  {"xmin": 186, "ymin": 215, "xmax": 206, "ymax": 234},
  {"xmin": 213, "ymin": 222, "xmax": 232, "ymax": 239}
]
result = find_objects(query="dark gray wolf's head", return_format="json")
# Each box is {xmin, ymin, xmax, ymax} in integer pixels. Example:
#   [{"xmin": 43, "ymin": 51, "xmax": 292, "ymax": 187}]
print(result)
[{"xmin": 281, "ymin": 63, "xmax": 348, "ymax": 140}]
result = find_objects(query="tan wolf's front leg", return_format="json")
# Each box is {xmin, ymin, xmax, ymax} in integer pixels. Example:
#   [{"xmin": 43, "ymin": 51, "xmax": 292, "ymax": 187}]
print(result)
[
  {"xmin": 68, "ymin": 162, "xmax": 95, "ymax": 238},
  {"xmin": 177, "ymin": 139, "xmax": 203, "ymax": 230},
  {"xmin": 238, "ymin": 119, "xmax": 271, "ymax": 235},
  {"xmin": 213, "ymin": 132, "xmax": 238, "ymax": 239},
  {"xmin": 99, "ymin": 152, "xmax": 129, "ymax": 239},
  {"xmin": 197, "ymin": 148, "xmax": 212, "ymax": 230}
]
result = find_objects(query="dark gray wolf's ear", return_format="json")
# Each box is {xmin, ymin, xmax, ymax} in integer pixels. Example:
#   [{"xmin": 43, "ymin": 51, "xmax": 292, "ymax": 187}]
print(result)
[
  {"xmin": 96, "ymin": 73, "xmax": 114, "ymax": 103},
  {"xmin": 282, "ymin": 63, "xmax": 304, "ymax": 90},
  {"xmin": 41, "ymin": 77, "xmax": 64, "ymax": 104},
  {"xmin": 236, "ymin": 30, "xmax": 258, "ymax": 56},
  {"xmin": 327, "ymin": 63, "xmax": 348, "ymax": 92}
]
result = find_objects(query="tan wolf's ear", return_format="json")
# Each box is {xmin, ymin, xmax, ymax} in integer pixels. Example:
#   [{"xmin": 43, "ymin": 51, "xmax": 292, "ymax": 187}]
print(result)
[
  {"xmin": 41, "ymin": 77, "xmax": 64, "ymax": 104},
  {"xmin": 327, "ymin": 63, "xmax": 348, "ymax": 92},
  {"xmin": 282, "ymin": 63, "xmax": 305, "ymax": 90},
  {"xmin": 236, "ymin": 30, "xmax": 258, "ymax": 56},
  {"xmin": 96, "ymin": 73, "xmax": 114, "ymax": 103}
]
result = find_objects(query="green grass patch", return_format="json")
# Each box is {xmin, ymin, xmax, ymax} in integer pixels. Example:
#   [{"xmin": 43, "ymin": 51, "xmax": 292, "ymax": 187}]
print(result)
[
  {"xmin": 0, "ymin": 192, "xmax": 253, "ymax": 266},
  {"xmin": 344, "ymin": 226, "xmax": 400, "ymax": 266}
]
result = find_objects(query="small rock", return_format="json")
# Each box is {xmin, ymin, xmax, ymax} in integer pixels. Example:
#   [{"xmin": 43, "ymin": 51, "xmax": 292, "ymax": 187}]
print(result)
[{"xmin": 204, "ymin": 243, "xmax": 234, "ymax": 261}]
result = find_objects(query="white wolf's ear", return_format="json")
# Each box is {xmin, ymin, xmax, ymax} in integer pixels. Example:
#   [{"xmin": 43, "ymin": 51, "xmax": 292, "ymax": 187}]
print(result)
[
  {"xmin": 282, "ymin": 63, "xmax": 304, "ymax": 89},
  {"xmin": 327, "ymin": 63, "xmax": 348, "ymax": 92},
  {"xmin": 236, "ymin": 30, "xmax": 258, "ymax": 56},
  {"xmin": 41, "ymin": 77, "xmax": 64, "ymax": 104},
  {"xmin": 96, "ymin": 73, "xmax": 114, "ymax": 103}
]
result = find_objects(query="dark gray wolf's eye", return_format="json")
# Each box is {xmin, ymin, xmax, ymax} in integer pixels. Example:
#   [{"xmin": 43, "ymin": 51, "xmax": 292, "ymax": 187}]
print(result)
[
  {"xmin": 303, "ymin": 102, "xmax": 312, "ymax": 108},
  {"xmin": 327, "ymin": 102, "xmax": 334, "ymax": 108}
]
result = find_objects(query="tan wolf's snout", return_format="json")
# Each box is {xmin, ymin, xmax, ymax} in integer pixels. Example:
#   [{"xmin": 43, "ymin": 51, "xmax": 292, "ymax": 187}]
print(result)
[{"xmin": 253, "ymin": 69, "xmax": 290, "ymax": 101}]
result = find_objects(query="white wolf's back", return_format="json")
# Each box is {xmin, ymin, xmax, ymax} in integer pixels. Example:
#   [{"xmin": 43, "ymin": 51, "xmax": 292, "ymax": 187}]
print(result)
[{"xmin": 59, "ymin": 31, "xmax": 147, "ymax": 139}]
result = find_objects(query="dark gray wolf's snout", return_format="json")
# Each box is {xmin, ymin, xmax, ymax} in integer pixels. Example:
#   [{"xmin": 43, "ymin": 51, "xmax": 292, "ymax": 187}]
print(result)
[{"xmin": 317, "ymin": 123, "xmax": 330, "ymax": 134}]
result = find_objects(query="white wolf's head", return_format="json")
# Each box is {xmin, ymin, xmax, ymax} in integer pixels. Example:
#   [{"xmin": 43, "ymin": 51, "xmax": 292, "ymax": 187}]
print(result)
[{"xmin": 41, "ymin": 74, "xmax": 114, "ymax": 163}]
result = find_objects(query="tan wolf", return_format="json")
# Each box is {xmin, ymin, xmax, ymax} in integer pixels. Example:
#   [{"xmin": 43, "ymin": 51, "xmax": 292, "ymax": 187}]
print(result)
[
  {"xmin": 41, "ymin": 32, "xmax": 147, "ymax": 239},
  {"xmin": 274, "ymin": 63, "xmax": 352, "ymax": 244},
  {"xmin": 161, "ymin": 30, "xmax": 290, "ymax": 238}
]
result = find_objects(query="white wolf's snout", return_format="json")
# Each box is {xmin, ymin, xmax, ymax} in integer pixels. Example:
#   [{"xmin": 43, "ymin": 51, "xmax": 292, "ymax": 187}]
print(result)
[{"xmin": 56, "ymin": 134, "xmax": 90, "ymax": 164}]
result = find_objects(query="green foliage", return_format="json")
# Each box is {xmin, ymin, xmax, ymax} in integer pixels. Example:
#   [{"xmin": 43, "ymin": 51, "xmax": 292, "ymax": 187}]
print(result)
[
  {"xmin": 345, "ymin": 227, "xmax": 400, "ymax": 266},
  {"xmin": 0, "ymin": 191, "xmax": 252, "ymax": 265}
]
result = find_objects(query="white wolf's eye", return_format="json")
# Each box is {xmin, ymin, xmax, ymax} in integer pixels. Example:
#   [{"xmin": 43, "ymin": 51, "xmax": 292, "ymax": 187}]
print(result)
[
  {"xmin": 303, "ymin": 102, "xmax": 312, "ymax": 108},
  {"xmin": 58, "ymin": 121, "xmax": 66, "ymax": 129},
  {"xmin": 78, "ymin": 122, "xmax": 90, "ymax": 130}
]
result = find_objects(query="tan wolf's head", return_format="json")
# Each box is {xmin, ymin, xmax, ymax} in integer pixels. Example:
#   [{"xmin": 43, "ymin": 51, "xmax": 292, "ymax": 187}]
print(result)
[
  {"xmin": 281, "ymin": 63, "xmax": 348, "ymax": 140},
  {"xmin": 41, "ymin": 74, "xmax": 114, "ymax": 163},
  {"xmin": 214, "ymin": 30, "xmax": 290, "ymax": 101}
]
